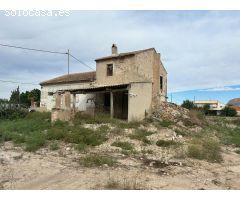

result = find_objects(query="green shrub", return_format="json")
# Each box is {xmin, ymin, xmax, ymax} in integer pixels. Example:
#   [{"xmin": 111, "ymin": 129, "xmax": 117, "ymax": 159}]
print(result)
[
  {"xmin": 187, "ymin": 137, "xmax": 222, "ymax": 162},
  {"xmin": 50, "ymin": 141, "xmax": 59, "ymax": 150},
  {"xmin": 221, "ymin": 107, "xmax": 237, "ymax": 117},
  {"xmin": 175, "ymin": 129, "xmax": 187, "ymax": 136},
  {"xmin": 25, "ymin": 132, "xmax": 46, "ymax": 152},
  {"xmin": 75, "ymin": 143, "xmax": 88, "ymax": 152},
  {"xmin": 181, "ymin": 100, "xmax": 196, "ymax": 109},
  {"xmin": 156, "ymin": 139, "xmax": 179, "ymax": 147},
  {"xmin": 159, "ymin": 120, "xmax": 173, "ymax": 128},
  {"xmin": 81, "ymin": 154, "xmax": 116, "ymax": 167},
  {"xmin": 129, "ymin": 129, "xmax": 154, "ymax": 144},
  {"xmin": 111, "ymin": 141, "xmax": 134, "ymax": 151},
  {"xmin": 73, "ymin": 112, "xmax": 116, "ymax": 124}
]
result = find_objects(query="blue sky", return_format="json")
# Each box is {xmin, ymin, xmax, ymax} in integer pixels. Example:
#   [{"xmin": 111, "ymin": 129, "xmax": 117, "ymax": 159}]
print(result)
[
  {"xmin": 169, "ymin": 85, "xmax": 240, "ymax": 105},
  {"xmin": 0, "ymin": 11, "xmax": 239, "ymax": 103}
]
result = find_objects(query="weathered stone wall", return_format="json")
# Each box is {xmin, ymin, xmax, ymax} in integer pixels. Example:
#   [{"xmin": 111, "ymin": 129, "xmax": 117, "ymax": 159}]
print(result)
[
  {"xmin": 159, "ymin": 60, "xmax": 168, "ymax": 102},
  {"xmin": 96, "ymin": 55, "xmax": 135, "ymax": 85},
  {"xmin": 128, "ymin": 82, "xmax": 152, "ymax": 121},
  {"xmin": 96, "ymin": 49, "xmax": 155, "ymax": 86},
  {"xmin": 40, "ymin": 82, "xmax": 95, "ymax": 111}
]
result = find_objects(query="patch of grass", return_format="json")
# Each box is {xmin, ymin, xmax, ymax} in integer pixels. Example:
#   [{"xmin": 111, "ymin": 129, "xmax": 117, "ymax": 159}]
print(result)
[
  {"xmin": 116, "ymin": 121, "xmax": 142, "ymax": 129},
  {"xmin": 129, "ymin": 129, "xmax": 154, "ymax": 144},
  {"xmin": 75, "ymin": 142, "xmax": 88, "ymax": 152},
  {"xmin": 81, "ymin": 154, "xmax": 116, "ymax": 167},
  {"xmin": 25, "ymin": 131, "xmax": 46, "ymax": 152},
  {"xmin": 49, "ymin": 141, "xmax": 59, "ymax": 150},
  {"xmin": 187, "ymin": 137, "xmax": 222, "ymax": 162},
  {"xmin": 73, "ymin": 112, "xmax": 117, "ymax": 125},
  {"xmin": 156, "ymin": 139, "xmax": 179, "ymax": 147},
  {"xmin": 111, "ymin": 127, "xmax": 124, "ymax": 135},
  {"xmin": 104, "ymin": 176, "xmax": 142, "ymax": 190},
  {"xmin": 183, "ymin": 110, "xmax": 206, "ymax": 127},
  {"xmin": 159, "ymin": 120, "xmax": 173, "ymax": 128},
  {"xmin": 141, "ymin": 149, "xmax": 153, "ymax": 154},
  {"xmin": 111, "ymin": 141, "xmax": 134, "ymax": 151},
  {"xmin": 175, "ymin": 129, "xmax": 187, "ymax": 137},
  {"xmin": 209, "ymin": 121, "xmax": 240, "ymax": 147},
  {"xmin": 232, "ymin": 118, "xmax": 240, "ymax": 126},
  {"xmin": 0, "ymin": 112, "xmax": 108, "ymax": 152}
]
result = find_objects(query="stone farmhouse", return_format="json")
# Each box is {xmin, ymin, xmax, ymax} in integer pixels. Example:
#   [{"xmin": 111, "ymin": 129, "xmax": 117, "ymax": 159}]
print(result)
[{"xmin": 40, "ymin": 44, "xmax": 168, "ymax": 122}]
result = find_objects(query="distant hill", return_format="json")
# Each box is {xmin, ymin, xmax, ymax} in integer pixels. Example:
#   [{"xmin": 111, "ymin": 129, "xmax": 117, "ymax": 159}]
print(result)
[{"xmin": 228, "ymin": 98, "xmax": 240, "ymax": 107}]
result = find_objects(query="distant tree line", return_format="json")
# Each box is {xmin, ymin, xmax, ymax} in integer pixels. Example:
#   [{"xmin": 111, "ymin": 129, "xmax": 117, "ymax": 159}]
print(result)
[
  {"xmin": 181, "ymin": 99, "xmax": 237, "ymax": 117},
  {"xmin": 2, "ymin": 86, "xmax": 41, "ymax": 107},
  {"xmin": 0, "ymin": 87, "xmax": 41, "ymax": 120}
]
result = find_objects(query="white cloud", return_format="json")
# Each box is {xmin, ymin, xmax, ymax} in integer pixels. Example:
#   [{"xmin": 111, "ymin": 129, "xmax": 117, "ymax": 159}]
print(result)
[
  {"xmin": 0, "ymin": 11, "xmax": 240, "ymax": 98},
  {"xmin": 199, "ymin": 86, "xmax": 240, "ymax": 92}
]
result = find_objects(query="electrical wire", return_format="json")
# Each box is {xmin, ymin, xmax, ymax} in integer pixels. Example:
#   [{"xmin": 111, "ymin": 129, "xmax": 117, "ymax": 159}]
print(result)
[
  {"xmin": 69, "ymin": 54, "xmax": 95, "ymax": 71},
  {"xmin": 0, "ymin": 79, "xmax": 39, "ymax": 85},
  {"xmin": 0, "ymin": 43, "xmax": 67, "ymax": 55}
]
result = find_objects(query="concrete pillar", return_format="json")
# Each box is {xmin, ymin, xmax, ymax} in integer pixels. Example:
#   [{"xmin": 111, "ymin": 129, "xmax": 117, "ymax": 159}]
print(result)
[
  {"xmin": 110, "ymin": 91, "xmax": 114, "ymax": 119},
  {"xmin": 55, "ymin": 93, "xmax": 61, "ymax": 109},
  {"xmin": 72, "ymin": 93, "xmax": 76, "ymax": 111},
  {"xmin": 64, "ymin": 91, "xmax": 71, "ymax": 110}
]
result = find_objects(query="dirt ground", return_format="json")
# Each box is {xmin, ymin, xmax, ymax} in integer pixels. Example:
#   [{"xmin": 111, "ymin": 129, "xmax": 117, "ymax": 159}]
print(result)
[{"xmin": 1, "ymin": 141, "xmax": 240, "ymax": 190}]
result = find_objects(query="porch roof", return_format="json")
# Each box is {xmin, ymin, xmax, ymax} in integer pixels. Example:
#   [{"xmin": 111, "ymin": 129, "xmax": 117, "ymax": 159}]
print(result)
[{"xmin": 57, "ymin": 83, "xmax": 129, "ymax": 94}]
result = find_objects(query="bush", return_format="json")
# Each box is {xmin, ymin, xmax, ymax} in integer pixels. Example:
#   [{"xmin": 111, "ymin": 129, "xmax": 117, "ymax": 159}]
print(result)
[
  {"xmin": 181, "ymin": 100, "xmax": 196, "ymax": 110},
  {"xmin": 156, "ymin": 139, "xmax": 179, "ymax": 147},
  {"xmin": 182, "ymin": 110, "xmax": 206, "ymax": 127},
  {"xmin": 111, "ymin": 141, "xmax": 134, "ymax": 150},
  {"xmin": 81, "ymin": 154, "xmax": 116, "ymax": 167},
  {"xmin": 0, "ymin": 108, "xmax": 28, "ymax": 120},
  {"xmin": 129, "ymin": 129, "xmax": 154, "ymax": 144},
  {"xmin": 50, "ymin": 141, "xmax": 59, "ymax": 150},
  {"xmin": 221, "ymin": 107, "xmax": 237, "ymax": 117},
  {"xmin": 25, "ymin": 131, "xmax": 46, "ymax": 152},
  {"xmin": 187, "ymin": 137, "xmax": 222, "ymax": 162},
  {"xmin": 159, "ymin": 120, "xmax": 173, "ymax": 128}
]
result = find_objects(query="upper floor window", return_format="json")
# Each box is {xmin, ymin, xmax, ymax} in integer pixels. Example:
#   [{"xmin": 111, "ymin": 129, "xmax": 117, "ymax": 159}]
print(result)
[
  {"xmin": 107, "ymin": 64, "xmax": 113, "ymax": 76},
  {"xmin": 160, "ymin": 76, "xmax": 163, "ymax": 90}
]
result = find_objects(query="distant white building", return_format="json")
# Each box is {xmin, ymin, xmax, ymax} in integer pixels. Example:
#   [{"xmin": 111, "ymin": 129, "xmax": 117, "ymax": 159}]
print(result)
[{"xmin": 193, "ymin": 100, "xmax": 226, "ymax": 115}]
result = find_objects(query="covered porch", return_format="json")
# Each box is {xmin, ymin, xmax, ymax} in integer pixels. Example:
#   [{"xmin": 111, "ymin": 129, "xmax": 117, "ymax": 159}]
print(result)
[{"xmin": 51, "ymin": 84, "xmax": 129, "ymax": 122}]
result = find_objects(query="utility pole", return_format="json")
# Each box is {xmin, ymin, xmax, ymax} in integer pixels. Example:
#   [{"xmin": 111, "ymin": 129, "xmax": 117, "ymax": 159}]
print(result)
[{"xmin": 68, "ymin": 49, "xmax": 70, "ymax": 74}]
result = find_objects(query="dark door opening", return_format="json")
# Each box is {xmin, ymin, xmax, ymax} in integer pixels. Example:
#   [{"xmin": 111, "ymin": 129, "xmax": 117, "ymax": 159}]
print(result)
[{"xmin": 113, "ymin": 91, "xmax": 128, "ymax": 120}]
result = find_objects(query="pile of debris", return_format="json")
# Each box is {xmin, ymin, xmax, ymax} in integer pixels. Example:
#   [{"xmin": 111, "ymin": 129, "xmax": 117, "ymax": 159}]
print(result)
[{"xmin": 152, "ymin": 101, "xmax": 190, "ymax": 122}]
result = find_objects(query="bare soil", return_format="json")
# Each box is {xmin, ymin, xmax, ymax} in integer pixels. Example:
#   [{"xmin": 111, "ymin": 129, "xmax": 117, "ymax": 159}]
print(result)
[{"xmin": 1, "ymin": 140, "xmax": 240, "ymax": 190}]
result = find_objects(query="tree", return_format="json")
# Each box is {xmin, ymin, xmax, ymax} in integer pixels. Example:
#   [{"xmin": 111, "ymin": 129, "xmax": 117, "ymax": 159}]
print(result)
[
  {"xmin": 203, "ymin": 104, "xmax": 211, "ymax": 115},
  {"xmin": 20, "ymin": 91, "xmax": 31, "ymax": 106},
  {"xmin": 29, "ymin": 89, "xmax": 41, "ymax": 102},
  {"xmin": 181, "ymin": 100, "xmax": 196, "ymax": 110},
  {"xmin": 20, "ymin": 89, "xmax": 41, "ymax": 107},
  {"xmin": 221, "ymin": 106, "xmax": 237, "ymax": 117},
  {"xmin": 9, "ymin": 86, "xmax": 20, "ymax": 104}
]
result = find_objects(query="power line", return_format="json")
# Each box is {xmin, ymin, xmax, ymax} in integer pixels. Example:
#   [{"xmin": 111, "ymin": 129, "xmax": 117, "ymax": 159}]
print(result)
[
  {"xmin": 0, "ymin": 79, "xmax": 39, "ymax": 85},
  {"xmin": 0, "ymin": 43, "xmax": 67, "ymax": 55},
  {"xmin": 69, "ymin": 53, "xmax": 95, "ymax": 71}
]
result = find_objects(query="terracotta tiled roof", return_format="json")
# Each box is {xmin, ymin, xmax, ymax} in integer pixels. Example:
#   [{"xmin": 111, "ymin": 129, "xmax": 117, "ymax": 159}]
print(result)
[
  {"xmin": 40, "ymin": 71, "xmax": 96, "ymax": 86},
  {"xmin": 229, "ymin": 105, "xmax": 240, "ymax": 111},
  {"xmin": 95, "ymin": 48, "xmax": 155, "ymax": 61}
]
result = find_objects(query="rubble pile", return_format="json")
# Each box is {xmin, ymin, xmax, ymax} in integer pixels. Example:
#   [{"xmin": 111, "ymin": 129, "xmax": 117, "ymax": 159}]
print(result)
[{"xmin": 152, "ymin": 101, "xmax": 190, "ymax": 122}]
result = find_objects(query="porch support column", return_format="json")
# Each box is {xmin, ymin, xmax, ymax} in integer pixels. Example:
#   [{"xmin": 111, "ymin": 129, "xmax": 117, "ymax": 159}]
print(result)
[
  {"xmin": 110, "ymin": 91, "xmax": 114, "ymax": 119},
  {"xmin": 72, "ymin": 94, "xmax": 76, "ymax": 112}
]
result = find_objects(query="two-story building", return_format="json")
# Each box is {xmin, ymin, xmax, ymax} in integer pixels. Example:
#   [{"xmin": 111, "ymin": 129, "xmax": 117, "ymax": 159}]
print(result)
[{"xmin": 40, "ymin": 44, "xmax": 167, "ymax": 121}]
